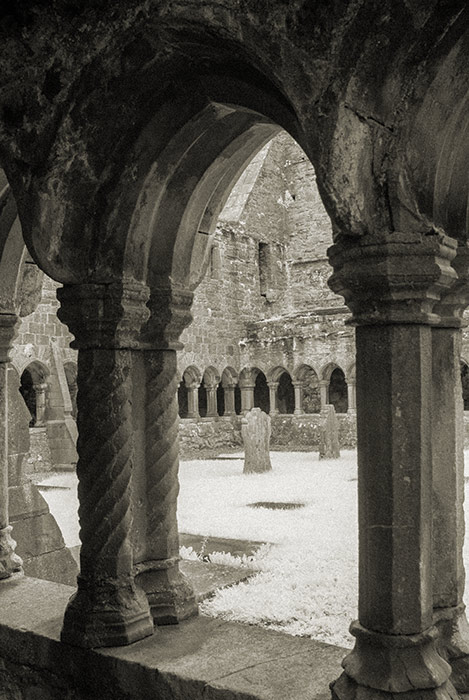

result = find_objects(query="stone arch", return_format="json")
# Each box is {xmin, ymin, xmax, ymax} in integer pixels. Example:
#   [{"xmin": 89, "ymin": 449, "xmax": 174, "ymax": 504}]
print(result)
[
  {"xmin": 252, "ymin": 368, "xmax": 269, "ymax": 414},
  {"xmin": 220, "ymin": 367, "xmax": 240, "ymax": 417},
  {"xmin": 19, "ymin": 360, "xmax": 50, "ymax": 427},
  {"xmin": 268, "ymin": 366, "xmax": 294, "ymax": 415},
  {"xmin": 294, "ymin": 364, "xmax": 320, "ymax": 414},
  {"xmin": 329, "ymin": 366, "xmax": 348, "ymax": 414},
  {"xmin": 179, "ymin": 365, "xmax": 202, "ymax": 419}
]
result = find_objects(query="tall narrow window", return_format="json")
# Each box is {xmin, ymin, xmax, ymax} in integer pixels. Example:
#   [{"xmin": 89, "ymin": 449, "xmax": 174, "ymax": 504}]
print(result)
[{"xmin": 258, "ymin": 242, "xmax": 269, "ymax": 297}]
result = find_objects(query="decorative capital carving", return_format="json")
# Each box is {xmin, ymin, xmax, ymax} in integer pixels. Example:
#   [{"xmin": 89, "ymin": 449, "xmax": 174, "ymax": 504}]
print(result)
[
  {"xmin": 328, "ymin": 232, "xmax": 458, "ymax": 326},
  {"xmin": 0, "ymin": 313, "xmax": 19, "ymax": 363},
  {"xmin": 57, "ymin": 279, "xmax": 150, "ymax": 349},
  {"xmin": 433, "ymin": 243, "xmax": 469, "ymax": 328},
  {"xmin": 142, "ymin": 283, "xmax": 193, "ymax": 350}
]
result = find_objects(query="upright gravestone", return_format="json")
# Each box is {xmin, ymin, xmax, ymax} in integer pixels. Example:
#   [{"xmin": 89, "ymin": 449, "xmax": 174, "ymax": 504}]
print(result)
[
  {"xmin": 319, "ymin": 404, "xmax": 340, "ymax": 459},
  {"xmin": 241, "ymin": 407, "xmax": 273, "ymax": 474}
]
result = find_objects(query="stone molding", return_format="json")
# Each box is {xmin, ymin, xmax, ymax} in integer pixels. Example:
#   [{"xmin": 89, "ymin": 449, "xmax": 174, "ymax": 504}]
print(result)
[
  {"xmin": 142, "ymin": 284, "xmax": 194, "ymax": 350},
  {"xmin": 328, "ymin": 232, "xmax": 458, "ymax": 326},
  {"xmin": 0, "ymin": 314, "xmax": 19, "ymax": 363},
  {"xmin": 57, "ymin": 280, "xmax": 150, "ymax": 349},
  {"xmin": 434, "ymin": 243, "xmax": 469, "ymax": 328}
]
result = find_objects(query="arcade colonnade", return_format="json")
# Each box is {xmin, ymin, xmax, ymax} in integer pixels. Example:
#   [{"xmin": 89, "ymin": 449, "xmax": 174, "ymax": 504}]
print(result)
[
  {"xmin": 178, "ymin": 363, "xmax": 354, "ymax": 418},
  {"xmin": 0, "ymin": 3, "xmax": 469, "ymax": 698}
]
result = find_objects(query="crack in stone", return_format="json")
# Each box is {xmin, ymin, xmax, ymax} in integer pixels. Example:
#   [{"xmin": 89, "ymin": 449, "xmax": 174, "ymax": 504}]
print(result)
[{"xmin": 344, "ymin": 103, "xmax": 395, "ymax": 134}]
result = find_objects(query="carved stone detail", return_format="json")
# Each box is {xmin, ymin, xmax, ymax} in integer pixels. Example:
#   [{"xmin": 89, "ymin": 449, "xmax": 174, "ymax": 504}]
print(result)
[
  {"xmin": 142, "ymin": 283, "xmax": 194, "ymax": 350},
  {"xmin": 57, "ymin": 279, "xmax": 150, "ymax": 349},
  {"xmin": 58, "ymin": 281, "xmax": 153, "ymax": 648},
  {"xmin": 135, "ymin": 349, "xmax": 197, "ymax": 624},
  {"xmin": 0, "ymin": 525, "xmax": 22, "ymax": 579},
  {"xmin": 328, "ymin": 232, "xmax": 458, "ymax": 325}
]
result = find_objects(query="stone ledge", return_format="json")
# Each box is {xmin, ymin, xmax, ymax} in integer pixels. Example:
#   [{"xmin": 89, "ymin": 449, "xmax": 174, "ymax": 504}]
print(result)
[{"xmin": 0, "ymin": 576, "xmax": 345, "ymax": 699}]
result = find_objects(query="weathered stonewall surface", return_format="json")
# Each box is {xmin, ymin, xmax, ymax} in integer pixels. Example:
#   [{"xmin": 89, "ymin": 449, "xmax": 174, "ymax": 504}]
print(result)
[
  {"xmin": 319, "ymin": 404, "xmax": 340, "ymax": 459},
  {"xmin": 241, "ymin": 407, "xmax": 272, "ymax": 474}
]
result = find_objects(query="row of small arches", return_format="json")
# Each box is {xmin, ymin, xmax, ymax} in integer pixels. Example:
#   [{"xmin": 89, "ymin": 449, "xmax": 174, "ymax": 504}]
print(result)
[{"xmin": 178, "ymin": 363, "xmax": 355, "ymax": 417}]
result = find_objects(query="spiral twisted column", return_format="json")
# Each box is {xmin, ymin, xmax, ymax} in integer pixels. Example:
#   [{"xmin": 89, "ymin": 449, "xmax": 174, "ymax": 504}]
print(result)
[
  {"xmin": 0, "ymin": 314, "xmax": 22, "ymax": 579},
  {"xmin": 135, "ymin": 284, "xmax": 197, "ymax": 624},
  {"xmin": 431, "ymin": 243, "xmax": 469, "ymax": 692},
  {"xmin": 328, "ymin": 232, "xmax": 460, "ymax": 700},
  {"xmin": 57, "ymin": 281, "xmax": 154, "ymax": 648}
]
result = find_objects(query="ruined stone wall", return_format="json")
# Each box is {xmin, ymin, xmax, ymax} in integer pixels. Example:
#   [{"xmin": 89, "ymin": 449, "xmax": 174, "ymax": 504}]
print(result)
[{"xmin": 179, "ymin": 131, "xmax": 353, "ymax": 387}]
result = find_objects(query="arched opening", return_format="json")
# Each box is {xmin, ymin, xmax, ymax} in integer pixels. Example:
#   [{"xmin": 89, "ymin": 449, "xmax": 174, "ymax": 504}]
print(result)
[
  {"xmin": 234, "ymin": 385, "xmax": 242, "ymax": 415},
  {"xmin": 216, "ymin": 383, "xmax": 225, "ymax": 416},
  {"xmin": 277, "ymin": 371, "xmax": 294, "ymax": 414},
  {"xmin": 329, "ymin": 367, "xmax": 348, "ymax": 413},
  {"xmin": 178, "ymin": 382, "xmax": 189, "ymax": 418},
  {"xmin": 461, "ymin": 361, "xmax": 469, "ymax": 410},
  {"xmin": 253, "ymin": 370, "xmax": 269, "ymax": 413},
  {"xmin": 198, "ymin": 384, "xmax": 208, "ymax": 418},
  {"xmin": 63, "ymin": 362, "xmax": 77, "ymax": 419},
  {"xmin": 19, "ymin": 362, "xmax": 49, "ymax": 427},
  {"xmin": 298, "ymin": 365, "xmax": 320, "ymax": 414}
]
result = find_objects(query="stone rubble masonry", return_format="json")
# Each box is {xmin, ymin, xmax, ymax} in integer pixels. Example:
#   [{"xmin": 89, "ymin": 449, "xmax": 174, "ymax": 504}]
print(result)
[{"xmin": 9, "ymin": 131, "xmax": 469, "ymax": 459}]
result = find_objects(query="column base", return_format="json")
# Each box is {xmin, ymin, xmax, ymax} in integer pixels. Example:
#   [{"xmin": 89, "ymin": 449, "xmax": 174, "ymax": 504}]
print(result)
[
  {"xmin": 0, "ymin": 525, "xmax": 23, "ymax": 579},
  {"xmin": 61, "ymin": 575, "xmax": 154, "ymax": 648},
  {"xmin": 331, "ymin": 672, "xmax": 459, "ymax": 700},
  {"xmin": 331, "ymin": 621, "xmax": 456, "ymax": 698},
  {"xmin": 434, "ymin": 604, "xmax": 469, "ymax": 693},
  {"xmin": 135, "ymin": 557, "xmax": 198, "ymax": 625}
]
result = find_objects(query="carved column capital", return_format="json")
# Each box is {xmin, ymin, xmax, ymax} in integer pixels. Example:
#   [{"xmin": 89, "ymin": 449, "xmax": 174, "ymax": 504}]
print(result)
[
  {"xmin": 142, "ymin": 284, "xmax": 194, "ymax": 350},
  {"xmin": 0, "ymin": 314, "xmax": 19, "ymax": 363},
  {"xmin": 57, "ymin": 279, "xmax": 150, "ymax": 349},
  {"xmin": 328, "ymin": 232, "xmax": 458, "ymax": 325}
]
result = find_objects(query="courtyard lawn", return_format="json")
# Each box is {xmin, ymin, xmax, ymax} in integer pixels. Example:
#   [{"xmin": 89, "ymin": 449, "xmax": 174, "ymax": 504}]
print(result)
[
  {"xmin": 178, "ymin": 450, "xmax": 358, "ymax": 648},
  {"xmin": 37, "ymin": 450, "xmax": 469, "ymax": 650}
]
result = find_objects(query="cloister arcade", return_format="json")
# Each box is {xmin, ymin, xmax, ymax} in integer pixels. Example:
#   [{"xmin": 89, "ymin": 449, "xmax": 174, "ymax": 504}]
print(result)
[
  {"xmin": 178, "ymin": 363, "xmax": 353, "ymax": 418},
  {"xmin": 0, "ymin": 3, "xmax": 469, "ymax": 699}
]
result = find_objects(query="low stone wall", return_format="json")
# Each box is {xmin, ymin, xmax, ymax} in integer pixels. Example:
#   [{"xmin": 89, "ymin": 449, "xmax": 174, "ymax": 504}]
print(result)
[{"xmin": 178, "ymin": 412, "xmax": 357, "ymax": 457}]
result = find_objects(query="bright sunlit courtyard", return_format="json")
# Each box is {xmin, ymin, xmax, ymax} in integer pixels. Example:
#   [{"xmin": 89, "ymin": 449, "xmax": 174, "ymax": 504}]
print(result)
[{"xmin": 37, "ymin": 449, "xmax": 469, "ymax": 650}]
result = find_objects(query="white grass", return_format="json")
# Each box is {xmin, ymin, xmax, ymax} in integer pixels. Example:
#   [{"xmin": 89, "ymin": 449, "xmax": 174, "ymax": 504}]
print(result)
[
  {"xmin": 38, "ymin": 449, "xmax": 469, "ymax": 650},
  {"xmin": 178, "ymin": 451, "xmax": 358, "ymax": 647}
]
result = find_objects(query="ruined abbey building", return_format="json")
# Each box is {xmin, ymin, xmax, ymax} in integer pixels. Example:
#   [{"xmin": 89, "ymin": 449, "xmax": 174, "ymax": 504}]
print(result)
[{"xmin": 1, "ymin": 3, "xmax": 469, "ymax": 699}]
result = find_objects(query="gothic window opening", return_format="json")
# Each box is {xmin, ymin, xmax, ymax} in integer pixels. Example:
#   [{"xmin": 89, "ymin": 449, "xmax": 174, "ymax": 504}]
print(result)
[
  {"xmin": 217, "ymin": 383, "xmax": 225, "ymax": 416},
  {"xmin": 198, "ymin": 384, "xmax": 208, "ymax": 417},
  {"xmin": 254, "ymin": 370, "xmax": 269, "ymax": 413},
  {"xmin": 301, "ymin": 366, "xmax": 320, "ymax": 413},
  {"xmin": 277, "ymin": 371, "xmax": 295, "ymax": 414},
  {"xmin": 258, "ymin": 241, "xmax": 269, "ymax": 297},
  {"xmin": 19, "ymin": 362, "xmax": 48, "ymax": 427},
  {"xmin": 234, "ymin": 385, "xmax": 242, "ymax": 415},
  {"xmin": 329, "ymin": 367, "xmax": 348, "ymax": 413},
  {"xmin": 178, "ymin": 382, "xmax": 189, "ymax": 418}
]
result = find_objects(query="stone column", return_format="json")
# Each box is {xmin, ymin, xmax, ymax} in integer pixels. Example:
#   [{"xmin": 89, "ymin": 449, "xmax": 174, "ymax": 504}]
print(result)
[
  {"xmin": 186, "ymin": 383, "xmax": 200, "ymax": 419},
  {"xmin": 57, "ymin": 281, "xmax": 154, "ymax": 649},
  {"xmin": 0, "ymin": 314, "xmax": 22, "ymax": 579},
  {"xmin": 205, "ymin": 383, "xmax": 219, "ymax": 417},
  {"xmin": 33, "ymin": 382, "xmax": 48, "ymax": 426},
  {"xmin": 328, "ymin": 232, "xmax": 459, "ymax": 700},
  {"xmin": 293, "ymin": 381, "xmax": 304, "ymax": 415},
  {"xmin": 347, "ymin": 380, "xmax": 356, "ymax": 411},
  {"xmin": 268, "ymin": 382, "xmax": 278, "ymax": 415},
  {"xmin": 134, "ymin": 285, "xmax": 197, "ymax": 625},
  {"xmin": 223, "ymin": 384, "xmax": 236, "ymax": 417},
  {"xmin": 431, "ymin": 243, "xmax": 469, "ymax": 692},
  {"xmin": 319, "ymin": 379, "xmax": 328, "ymax": 408},
  {"xmin": 240, "ymin": 382, "xmax": 254, "ymax": 412}
]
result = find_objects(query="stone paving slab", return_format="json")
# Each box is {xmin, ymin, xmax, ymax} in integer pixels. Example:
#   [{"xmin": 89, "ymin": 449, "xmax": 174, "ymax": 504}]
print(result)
[
  {"xmin": 180, "ymin": 559, "xmax": 255, "ymax": 601},
  {"xmin": 179, "ymin": 532, "xmax": 266, "ymax": 558},
  {"xmin": 0, "ymin": 576, "xmax": 345, "ymax": 700}
]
